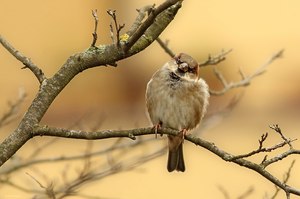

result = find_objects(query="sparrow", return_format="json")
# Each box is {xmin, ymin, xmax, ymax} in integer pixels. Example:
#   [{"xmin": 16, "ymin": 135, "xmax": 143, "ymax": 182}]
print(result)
[{"xmin": 145, "ymin": 53, "xmax": 210, "ymax": 172}]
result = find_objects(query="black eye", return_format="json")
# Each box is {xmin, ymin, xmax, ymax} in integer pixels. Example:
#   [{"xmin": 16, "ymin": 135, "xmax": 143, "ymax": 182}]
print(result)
[
  {"xmin": 187, "ymin": 67, "xmax": 196, "ymax": 74},
  {"xmin": 188, "ymin": 67, "xmax": 194, "ymax": 72}
]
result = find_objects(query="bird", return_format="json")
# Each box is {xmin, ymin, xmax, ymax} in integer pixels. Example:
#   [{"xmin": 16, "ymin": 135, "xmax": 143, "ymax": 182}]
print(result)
[{"xmin": 145, "ymin": 53, "xmax": 210, "ymax": 172}]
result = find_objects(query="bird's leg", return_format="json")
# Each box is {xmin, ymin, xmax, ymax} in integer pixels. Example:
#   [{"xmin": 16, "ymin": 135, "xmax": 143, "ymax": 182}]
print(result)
[
  {"xmin": 153, "ymin": 122, "xmax": 162, "ymax": 138},
  {"xmin": 178, "ymin": 129, "xmax": 187, "ymax": 143}
]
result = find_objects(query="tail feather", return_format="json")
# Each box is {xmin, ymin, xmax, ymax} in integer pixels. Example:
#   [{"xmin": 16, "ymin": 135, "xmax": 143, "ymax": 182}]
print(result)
[{"xmin": 167, "ymin": 143, "xmax": 185, "ymax": 172}]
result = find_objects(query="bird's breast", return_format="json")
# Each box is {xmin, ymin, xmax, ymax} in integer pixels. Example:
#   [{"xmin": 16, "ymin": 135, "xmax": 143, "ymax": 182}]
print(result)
[{"xmin": 147, "ymin": 77, "xmax": 204, "ymax": 130}]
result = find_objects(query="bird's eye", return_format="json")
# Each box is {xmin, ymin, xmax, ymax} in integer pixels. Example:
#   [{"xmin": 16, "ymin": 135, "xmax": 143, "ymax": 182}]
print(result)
[
  {"xmin": 188, "ymin": 67, "xmax": 194, "ymax": 72},
  {"xmin": 175, "ymin": 57, "xmax": 183, "ymax": 65}
]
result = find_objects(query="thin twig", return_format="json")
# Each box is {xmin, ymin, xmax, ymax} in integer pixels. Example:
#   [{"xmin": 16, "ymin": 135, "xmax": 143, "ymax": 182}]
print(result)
[
  {"xmin": 26, "ymin": 172, "xmax": 56, "ymax": 199},
  {"xmin": 91, "ymin": 9, "xmax": 99, "ymax": 47},
  {"xmin": 0, "ymin": 137, "xmax": 157, "ymax": 175},
  {"xmin": 270, "ymin": 160, "xmax": 296, "ymax": 199},
  {"xmin": 0, "ymin": 35, "xmax": 46, "ymax": 83},
  {"xmin": 210, "ymin": 49, "xmax": 284, "ymax": 96},
  {"xmin": 270, "ymin": 124, "xmax": 293, "ymax": 149},
  {"xmin": 199, "ymin": 49, "xmax": 233, "ymax": 67},
  {"xmin": 0, "ymin": 89, "xmax": 26, "ymax": 128},
  {"xmin": 107, "ymin": 9, "xmax": 125, "ymax": 47},
  {"xmin": 156, "ymin": 37, "xmax": 175, "ymax": 57},
  {"xmin": 229, "ymin": 134, "xmax": 295, "ymax": 162},
  {"xmin": 109, "ymin": 22, "xmax": 114, "ymax": 43},
  {"xmin": 218, "ymin": 185, "xmax": 230, "ymax": 199}
]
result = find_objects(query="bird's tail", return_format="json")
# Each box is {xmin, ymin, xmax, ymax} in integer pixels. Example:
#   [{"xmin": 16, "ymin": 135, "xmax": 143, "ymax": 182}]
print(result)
[{"xmin": 167, "ymin": 137, "xmax": 185, "ymax": 172}]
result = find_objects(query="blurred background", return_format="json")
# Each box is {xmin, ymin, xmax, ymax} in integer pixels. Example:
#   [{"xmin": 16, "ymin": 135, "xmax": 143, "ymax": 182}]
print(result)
[{"xmin": 1, "ymin": 0, "xmax": 300, "ymax": 198}]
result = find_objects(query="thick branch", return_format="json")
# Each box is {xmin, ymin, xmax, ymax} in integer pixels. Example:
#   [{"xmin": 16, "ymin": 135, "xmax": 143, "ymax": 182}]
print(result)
[
  {"xmin": 124, "ymin": 0, "xmax": 182, "ymax": 52},
  {"xmin": 0, "ymin": 35, "xmax": 46, "ymax": 84}
]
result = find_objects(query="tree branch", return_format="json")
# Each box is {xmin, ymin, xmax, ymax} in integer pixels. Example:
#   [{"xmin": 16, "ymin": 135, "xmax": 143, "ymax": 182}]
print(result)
[
  {"xmin": 199, "ymin": 49, "xmax": 233, "ymax": 67},
  {"xmin": 31, "ymin": 124, "xmax": 300, "ymax": 197},
  {"xmin": 153, "ymin": 42, "xmax": 282, "ymax": 97},
  {"xmin": 0, "ymin": 35, "xmax": 46, "ymax": 84},
  {"xmin": 107, "ymin": 9, "xmax": 125, "ymax": 47},
  {"xmin": 90, "ymin": 9, "xmax": 99, "ymax": 47},
  {"xmin": 124, "ymin": 0, "xmax": 182, "ymax": 52},
  {"xmin": 209, "ymin": 49, "xmax": 284, "ymax": 96},
  {"xmin": 156, "ymin": 37, "xmax": 176, "ymax": 57},
  {"xmin": 0, "ymin": 89, "xmax": 26, "ymax": 128}
]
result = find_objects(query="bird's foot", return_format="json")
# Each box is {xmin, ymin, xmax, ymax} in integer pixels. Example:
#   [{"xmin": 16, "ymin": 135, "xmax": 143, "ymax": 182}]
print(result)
[
  {"xmin": 153, "ymin": 123, "xmax": 161, "ymax": 138},
  {"xmin": 178, "ymin": 129, "xmax": 187, "ymax": 142}
]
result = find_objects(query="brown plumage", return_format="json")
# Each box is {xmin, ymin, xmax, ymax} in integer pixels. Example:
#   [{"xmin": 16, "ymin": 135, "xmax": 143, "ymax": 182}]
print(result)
[{"xmin": 146, "ymin": 53, "xmax": 210, "ymax": 172}]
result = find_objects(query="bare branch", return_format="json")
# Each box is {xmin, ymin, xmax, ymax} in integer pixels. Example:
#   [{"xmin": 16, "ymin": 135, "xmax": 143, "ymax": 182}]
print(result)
[
  {"xmin": 0, "ymin": 137, "xmax": 157, "ymax": 175},
  {"xmin": 210, "ymin": 49, "xmax": 284, "ymax": 96},
  {"xmin": 90, "ymin": 9, "xmax": 99, "ymax": 47},
  {"xmin": 109, "ymin": 22, "xmax": 114, "ymax": 43},
  {"xmin": 0, "ymin": 89, "xmax": 27, "ymax": 128},
  {"xmin": 227, "ymin": 124, "xmax": 297, "ymax": 170},
  {"xmin": 269, "ymin": 124, "xmax": 293, "ymax": 149},
  {"xmin": 31, "ymin": 124, "xmax": 300, "ymax": 196},
  {"xmin": 199, "ymin": 49, "xmax": 233, "ymax": 67},
  {"xmin": 218, "ymin": 185, "xmax": 230, "ymax": 199},
  {"xmin": 156, "ymin": 37, "xmax": 176, "ymax": 57},
  {"xmin": 26, "ymin": 172, "xmax": 56, "ymax": 199},
  {"xmin": 237, "ymin": 187, "xmax": 254, "ymax": 199},
  {"xmin": 270, "ymin": 160, "xmax": 296, "ymax": 199},
  {"xmin": 218, "ymin": 185, "xmax": 254, "ymax": 199},
  {"xmin": 184, "ymin": 134, "xmax": 300, "ymax": 197},
  {"xmin": 107, "ymin": 9, "xmax": 125, "ymax": 47},
  {"xmin": 0, "ymin": 89, "xmax": 26, "ymax": 128},
  {"xmin": 261, "ymin": 148, "xmax": 300, "ymax": 168},
  {"xmin": 0, "ymin": 35, "xmax": 46, "ymax": 84},
  {"xmin": 250, "ymin": 49, "xmax": 284, "ymax": 79}
]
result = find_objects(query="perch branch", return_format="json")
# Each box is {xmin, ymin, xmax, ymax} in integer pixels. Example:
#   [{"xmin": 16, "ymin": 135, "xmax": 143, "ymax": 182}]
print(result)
[
  {"xmin": 0, "ymin": 35, "xmax": 46, "ymax": 84},
  {"xmin": 31, "ymin": 124, "xmax": 300, "ymax": 197}
]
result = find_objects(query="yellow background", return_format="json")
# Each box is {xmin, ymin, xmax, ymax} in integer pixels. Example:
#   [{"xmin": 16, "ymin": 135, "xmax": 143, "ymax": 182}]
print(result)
[{"xmin": 1, "ymin": 0, "xmax": 300, "ymax": 198}]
